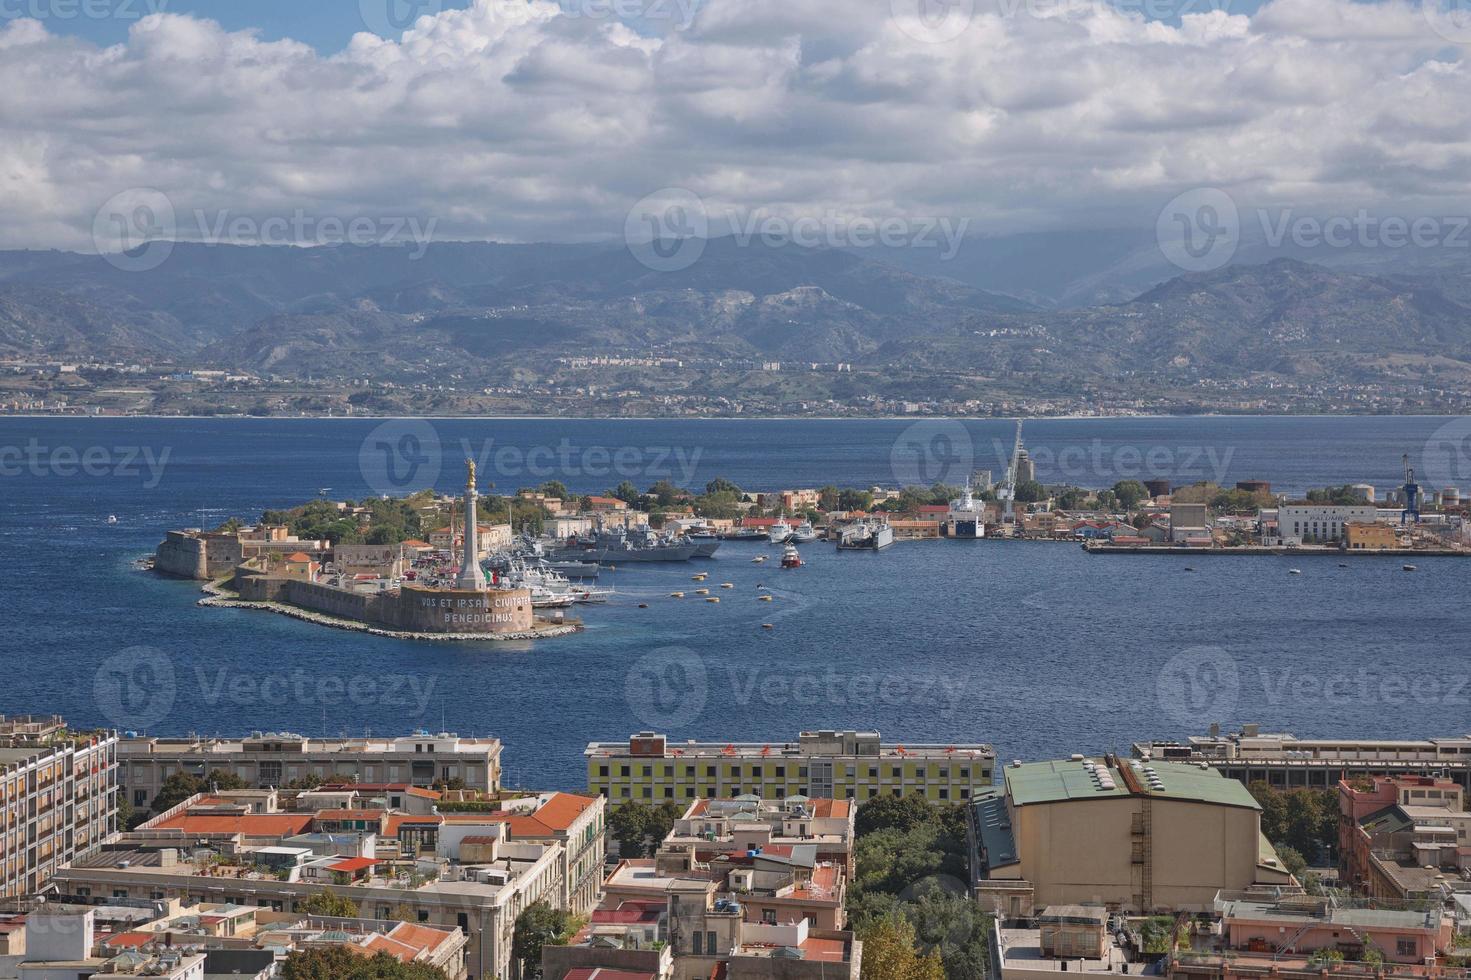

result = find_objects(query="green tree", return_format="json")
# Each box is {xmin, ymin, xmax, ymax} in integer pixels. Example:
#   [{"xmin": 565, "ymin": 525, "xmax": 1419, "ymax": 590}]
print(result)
[
  {"xmin": 705, "ymin": 477, "xmax": 742, "ymax": 496},
  {"xmin": 1013, "ymin": 481, "xmax": 1046, "ymax": 504},
  {"xmin": 299, "ymin": 891, "xmax": 360, "ymax": 918},
  {"xmin": 838, "ymin": 489, "xmax": 875, "ymax": 512},
  {"xmin": 609, "ymin": 481, "xmax": 641, "ymax": 506},
  {"xmin": 539, "ymin": 480, "xmax": 569, "ymax": 499},
  {"xmin": 1276, "ymin": 845, "xmax": 1308, "ymax": 878},
  {"xmin": 1111, "ymin": 480, "xmax": 1148, "ymax": 510},
  {"xmin": 859, "ymin": 916, "xmax": 946, "ymax": 980},
  {"xmin": 513, "ymin": 901, "xmax": 576, "ymax": 979},
  {"xmin": 1055, "ymin": 488, "xmax": 1090, "ymax": 511},
  {"xmin": 151, "ymin": 769, "xmax": 248, "ymax": 812},
  {"xmin": 282, "ymin": 946, "xmax": 446, "ymax": 980}
]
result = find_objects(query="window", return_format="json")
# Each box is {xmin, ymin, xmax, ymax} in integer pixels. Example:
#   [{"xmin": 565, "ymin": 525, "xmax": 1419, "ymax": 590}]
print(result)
[
  {"xmin": 598, "ymin": 765, "xmax": 609, "ymax": 777},
  {"xmin": 939, "ymin": 787, "xmax": 949, "ymax": 799},
  {"xmin": 418, "ymin": 911, "xmax": 429, "ymax": 922},
  {"xmin": 620, "ymin": 765, "xmax": 630, "ymax": 777},
  {"xmin": 693, "ymin": 932, "xmax": 703, "ymax": 955},
  {"xmin": 730, "ymin": 765, "xmax": 741, "ymax": 777},
  {"xmin": 664, "ymin": 787, "xmax": 674, "ymax": 798},
  {"xmin": 642, "ymin": 765, "xmax": 652, "ymax": 777},
  {"xmin": 868, "ymin": 767, "xmax": 879, "ymax": 778},
  {"xmin": 775, "ymin": 766, "xmax": 785, "ymax": 777},
  {"xmin": 642, "ymin": 786, "xmax": 652, "ymax": 798},
  {"xmin": 1397, "ymin": 939, "xmax": 1417, "ymax": 957},
  {"xmin": 763, "ymin": 909, "xmax": 777, "ymax": 924},
  {"xmin": 457, "ymin": 913, "xmax": 469, "ymax": 933},
  {"xmin": 706, "ymin": 931, "xmax": 717, "ymax": 954}
]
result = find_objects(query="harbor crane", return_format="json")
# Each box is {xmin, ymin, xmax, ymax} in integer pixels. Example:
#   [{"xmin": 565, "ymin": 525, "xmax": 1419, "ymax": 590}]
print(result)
[
  {"xmin": 1401, "ymin": 453, "xmax": 1421, "ymax": 525},
  {"xmin": 999, "ymin": 420, "xmax": 1025, "ymax": 522}
]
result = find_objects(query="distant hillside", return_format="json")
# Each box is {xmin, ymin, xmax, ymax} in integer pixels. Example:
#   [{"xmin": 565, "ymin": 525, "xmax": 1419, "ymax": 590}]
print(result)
[{"xmin": 3, "ymin": 243, "xmax": 1470, "ymax": 391}]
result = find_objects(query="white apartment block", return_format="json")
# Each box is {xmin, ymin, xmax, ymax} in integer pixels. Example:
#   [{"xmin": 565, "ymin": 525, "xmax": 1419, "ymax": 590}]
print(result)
[
  {"xmin": 118, "ymin": 730, "xmax": 502, "ymax": 808},
  {"xmin": 0, "ymin": 715, "xmax": 118, "ymax": 900}
]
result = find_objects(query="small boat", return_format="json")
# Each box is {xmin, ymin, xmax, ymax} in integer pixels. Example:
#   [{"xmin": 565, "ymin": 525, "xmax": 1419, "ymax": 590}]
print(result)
[
  {"xmin": 1338, "ymin": 563, "xmax": 1349, "ymax": 568},
  {"xmin": 789, "ymin": 521, "xmax": 818, "ymax": 544},
  {"xmin": 106, "ymin": 515, "xmax": 119, "ymax": 525},
  {"xmin": 670, "ymin": 592, "xmax": 685, "ymax": 598},
  {"xmin": 692, "ymin": 574, "xmax": 708, "ymax": 582},
  {"xmin": 1403, "ymin": 564, "xmax": 1418, "ymax": 572},
  {"xmin": 638, "ymin": 603, "xmax": 649, "ymax": 609},
  {"xmin": 705, "ymin": 597, "xmax": 720, "ymax": 603},
  {"xmin": 1184, "ymin": 567, "xmax": 1195, "ymax": 572},
  {"xmin": 695, "ymin": 588, "xmax": 710, "ymax": 595},
  {"xmin": 721, "ymin": 583, "xmax": 734, "ymax": 589},
  {"xmin": 762, "ymin": 623, "xmax": 774, "ymax": 629},
  {"xmin": 1289, "ymin": 569, "xmax": 1302, "ymax": 575},
  {"xmin": 751, "ymin": 555, "xmax": 768, "ymax": 564},
  {"xmin": 781, "ymin": 544, "xmax": 803, "ymax": 569},
  {"xmin": 758, "ymin": 595, "xmax": 774, "ymax": 602}
]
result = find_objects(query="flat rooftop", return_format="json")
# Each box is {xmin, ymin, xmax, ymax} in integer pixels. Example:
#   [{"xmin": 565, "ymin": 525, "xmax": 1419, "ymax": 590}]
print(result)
[
  {"xmin": 997, "ymin": 929, "xmax": 1133, "ymax": 974},
  {"xmin": 1003, "ymin": 759, "xmax": 1259, "ymax": 809},
  {"xmin": 587, "ymin": 740, "xmax": 993, "ymax": 759}
]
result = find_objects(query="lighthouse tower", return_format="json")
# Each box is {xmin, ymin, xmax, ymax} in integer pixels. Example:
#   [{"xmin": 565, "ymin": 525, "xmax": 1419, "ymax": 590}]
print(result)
[{"xmin": 456, "ymin": 458, "xmax": 488, "ymax": 591}]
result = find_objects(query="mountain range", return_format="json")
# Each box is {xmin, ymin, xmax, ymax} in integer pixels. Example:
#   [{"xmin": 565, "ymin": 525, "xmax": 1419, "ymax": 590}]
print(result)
[{"xmin": 2, "ymin": 238, "xmax": 1469, "ymax": 390}]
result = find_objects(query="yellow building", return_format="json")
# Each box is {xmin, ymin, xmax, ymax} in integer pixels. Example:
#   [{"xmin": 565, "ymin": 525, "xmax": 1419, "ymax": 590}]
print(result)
[
  {"xmin": 1344, "ymin": 522, "xmax": 1398, "ymax": 550},
  {"xmin": 972, "ymin": 757, "xmax": 1296, "ymax": 916},
  {"xmin": 586, "ymin": 730, "xmax": 995, "ymax": 805}
]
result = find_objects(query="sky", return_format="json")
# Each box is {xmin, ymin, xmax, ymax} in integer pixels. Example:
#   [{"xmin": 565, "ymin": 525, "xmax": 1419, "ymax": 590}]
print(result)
[{"xmin": 2, "ymin": 0, "xmax": 1469, "ymax": 256}]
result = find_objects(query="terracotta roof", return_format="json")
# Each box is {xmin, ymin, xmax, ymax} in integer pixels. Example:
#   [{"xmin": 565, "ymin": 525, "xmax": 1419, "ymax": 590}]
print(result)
[
  {"xmin": 387, "ymin": 922, "xmax": 457, "ymax": 955},
  {"xmin": 285, "ymin": 552, "xmax": 315, "ymax": 563},
  {"xmin": 151, "ymin": 813, "xmax": 314, "ymax": 836},
  {"xmin": 314, "ymin": 809, "xmax": 387, "ymax": 822},
  {"xmin": 564, "ymin": 970, "xmax": 657, "ymax": 980},
  {"xmin": 384, "ymin": 814, "xmax": 442, "ymax": 836},
  {"xmin": 328, "ymin": 857, "xmax": 378, "ymax": 872},
  {"xmin": 105, "ymin": 932, "xmax": 154, "ymax": 949},
  {"xmin": 497, "ymin": 793, "xmax": 598, "ymax": 837},
  {"xmin": 359, "ymin": 933, "xmax": 421, "ymax": 964}
]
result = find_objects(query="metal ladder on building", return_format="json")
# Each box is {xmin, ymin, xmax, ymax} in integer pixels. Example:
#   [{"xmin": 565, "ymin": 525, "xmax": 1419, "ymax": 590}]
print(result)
[{"xmin": 1139, "ymin": 792, "xmax": 1153, "ymax": 911}]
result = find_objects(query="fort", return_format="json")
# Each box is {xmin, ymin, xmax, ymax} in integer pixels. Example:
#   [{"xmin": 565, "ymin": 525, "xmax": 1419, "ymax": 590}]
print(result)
[{"xmin": 154, "ymin": 460, "xmax": 573, "ymax": 640}]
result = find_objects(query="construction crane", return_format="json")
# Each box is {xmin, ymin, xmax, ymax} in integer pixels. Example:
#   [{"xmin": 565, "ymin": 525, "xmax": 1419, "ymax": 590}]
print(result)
[
  {"xmin": 999, "ymin": 420, "xmax": 1025, "ymax": 523},
  {"xmin": 1401, "ymin": 453, "xmax": 1421, "ymax": 525}
]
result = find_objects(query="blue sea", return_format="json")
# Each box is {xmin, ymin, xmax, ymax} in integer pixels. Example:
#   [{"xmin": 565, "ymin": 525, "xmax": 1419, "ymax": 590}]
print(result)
[{"xmin": 3, "ymin": 415, "xmax": 1470, "ymax": 790}]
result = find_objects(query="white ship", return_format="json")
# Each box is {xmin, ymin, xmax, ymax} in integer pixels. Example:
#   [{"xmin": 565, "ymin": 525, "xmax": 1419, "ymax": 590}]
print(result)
[
  {"xmin": 945, "ymin": 482, "xmax": 985, "ymax": 540},
  {"xmin": 768, "ymin": 519, "xmax": 793, "ymax": 544}
]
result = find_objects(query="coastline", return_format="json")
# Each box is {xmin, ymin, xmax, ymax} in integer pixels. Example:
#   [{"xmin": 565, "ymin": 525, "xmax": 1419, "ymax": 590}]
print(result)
[
  {"xmin": 195, "ymin": 580, "xmax": 581, "ymax": 643},
  {"xmin": 3, "ymin": 412, "xmax": 1467, "ymax": 422}
]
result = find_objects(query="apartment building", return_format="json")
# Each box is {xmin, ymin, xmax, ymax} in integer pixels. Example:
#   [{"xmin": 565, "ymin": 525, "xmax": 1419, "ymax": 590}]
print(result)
[
  {"xmin": 1134, "ymin": 725, "xmax": 1471, "ymax": 789},
  {"xmin": 118, "ymin": 730, "xmax": 503, "ymax": 808},
  {"xmin": 47, "ymin": 787, "xmax": 595, "ymax": 980},
  {"xmin": 586, "ymin": 730, "xmax": 995, "ymax": 804},
  {"xmin": 1338, "ymin": 775, "xmax": 1471, "ymax": 901},
  {"xmin": 0, "ymin": 715, "xmax": 118, "ymax": 901}
]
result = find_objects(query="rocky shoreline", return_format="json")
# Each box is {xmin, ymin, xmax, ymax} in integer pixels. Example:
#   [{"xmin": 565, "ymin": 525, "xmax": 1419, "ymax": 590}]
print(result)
[{"xmin": 196, "ymin": 580, "xmax": 581, "ymax": 642}]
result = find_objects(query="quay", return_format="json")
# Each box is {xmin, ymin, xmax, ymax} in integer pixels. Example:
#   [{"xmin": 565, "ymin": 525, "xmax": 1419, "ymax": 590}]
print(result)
[{"xmin": 1083, "ymin": 542, "xmax": 1469, "ymax": 557}]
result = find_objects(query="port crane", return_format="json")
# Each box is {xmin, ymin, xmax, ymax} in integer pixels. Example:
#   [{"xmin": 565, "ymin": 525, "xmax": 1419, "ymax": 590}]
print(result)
[
  {"xmin": 1401, "ymin": 453, "xmax": 1421, "ymax": 525},
  {"xmin": 998, "ymin": 420, "xmax": 1025, "ymax": 523}
]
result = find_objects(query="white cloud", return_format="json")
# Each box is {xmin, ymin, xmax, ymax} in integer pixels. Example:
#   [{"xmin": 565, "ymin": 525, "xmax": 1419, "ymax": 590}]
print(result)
[{"xmin": 0, "ymin": 0, "xmax": 1466, "ymax": 253}]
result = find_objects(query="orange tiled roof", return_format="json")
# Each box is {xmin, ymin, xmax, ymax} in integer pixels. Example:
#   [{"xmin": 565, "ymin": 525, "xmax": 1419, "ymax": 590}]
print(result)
[
  {"xmin": 387, "ymin": 921, "xmax": 456, "ymax": 955},
  {"xmin": 152, "ymin": 813, "xmax": 314, "ymax": 836},
  {"xmin": 498, "ymin": 793, "xmax": 598, "ymax": 836}
]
